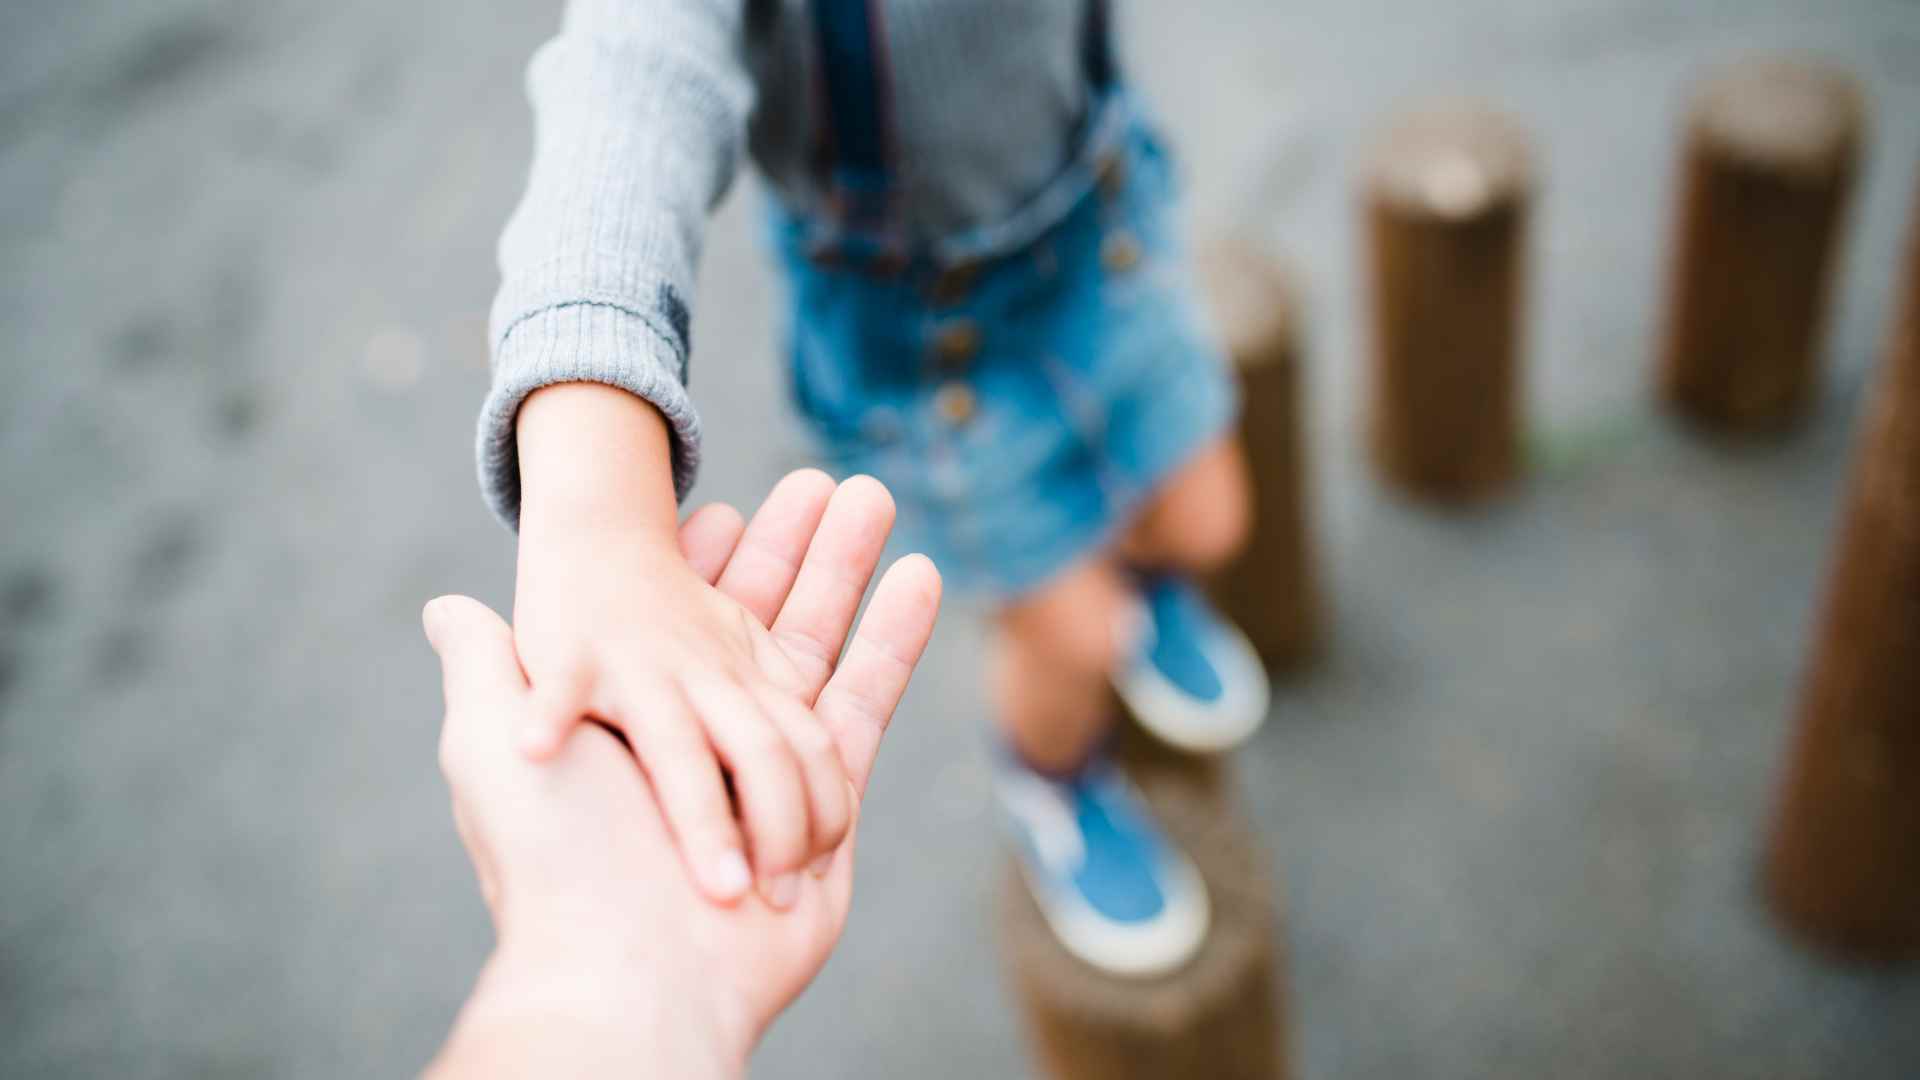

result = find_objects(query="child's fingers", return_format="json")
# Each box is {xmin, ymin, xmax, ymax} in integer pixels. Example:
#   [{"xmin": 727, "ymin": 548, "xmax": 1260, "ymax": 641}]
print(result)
[
  {"xmin": 752, "ymin": 684, "xmax": 852, "ymax": 875},
  {"xmin": 679, "ymin": 502, "xmax": 747, "ymax": 585},
  {"xmin": 519, "ymin": 662, "xmax": 593, "ymax": 761},
  {"xmin": 688, "ymin": 680, "xmax": 812, "ymax": 909},
  {"xmin": 714, "ymin": 469, "xmax": 838, "ymax": 626},
  {"xmin": 815, "ymin": 555, "xmax": 942, "ymax": 796},
  {"xmin": 619, "ymin": 689, "xmax": 753, "ymax": 904},
  {"xmin": 767, "ymin": 475, "xmax": 897, "ymax": 703}
]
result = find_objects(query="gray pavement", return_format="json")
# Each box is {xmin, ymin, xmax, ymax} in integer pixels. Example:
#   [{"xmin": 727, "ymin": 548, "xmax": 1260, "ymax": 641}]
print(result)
[{"xmin": 4, "ymin": 0, "xmax": 1919, "ymax": 1076}]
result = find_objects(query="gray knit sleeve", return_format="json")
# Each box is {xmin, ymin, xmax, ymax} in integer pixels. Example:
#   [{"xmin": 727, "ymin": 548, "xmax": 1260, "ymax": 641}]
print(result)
[{"xmin": 480, "ymin": 0, "xmax": 752, "ymax": 528}]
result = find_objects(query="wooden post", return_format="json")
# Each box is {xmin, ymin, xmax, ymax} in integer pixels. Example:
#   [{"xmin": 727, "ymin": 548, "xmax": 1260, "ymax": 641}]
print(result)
[
  {"xmin": 1761, "ymin": 175, "xmax": 1920, "ymax": 964},
  {"xmin": 999, "ymin": 722, "xmax": 1289, "ymax": 1079},
  {"xmin": 1197, "ymin": 240, "xmax": 1321, "ymax": 670},
  {"xmin": 1658, "ymin": 57, "xmax": 1864, "ymax": 432},
  {"xmin": 1363, "ymin": 101, "xmax": 1532, "ymax": 504}
]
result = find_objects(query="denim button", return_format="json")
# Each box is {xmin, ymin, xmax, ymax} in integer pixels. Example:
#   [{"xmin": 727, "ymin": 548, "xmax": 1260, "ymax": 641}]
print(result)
[
  {"xmin": 934, "ymin": 382, "xmax": 977, "ymax": 426},
  {"xmin": 931, "ymin": 319, "xmax": 981, "ymax": 370},
  {"xmin": 1101, "ymin": 229, "xmax": 1142, "ymax": 273},
  {"xmin": 1096, "ymin": 151, "xmax": 1127, "ymax": 199},
  {"xmin": 927, "ymin": 261, "xmax": 979, "ymax": 306}
]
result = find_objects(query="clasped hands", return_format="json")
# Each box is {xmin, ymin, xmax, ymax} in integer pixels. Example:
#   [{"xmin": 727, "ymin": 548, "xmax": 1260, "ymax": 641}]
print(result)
[{"xmin": 426, "ymin": 471, "xmax": 941, "ymax": 1077}]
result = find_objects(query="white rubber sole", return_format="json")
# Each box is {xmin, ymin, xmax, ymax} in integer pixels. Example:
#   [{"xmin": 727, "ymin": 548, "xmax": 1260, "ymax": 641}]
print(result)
[
  {"xmin": 1112, "ymin": 602, "xmax": 1272, "ymax": 753},
  {"xmin": 1017, "ymin": 849, "xmax": 1211, "ymax": 978}
]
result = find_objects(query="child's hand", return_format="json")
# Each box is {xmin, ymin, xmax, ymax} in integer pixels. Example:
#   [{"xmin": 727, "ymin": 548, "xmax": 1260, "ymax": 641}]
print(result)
[{"xmin": 509, "ymin": 385, "xmax": 898, "ymax": 910}]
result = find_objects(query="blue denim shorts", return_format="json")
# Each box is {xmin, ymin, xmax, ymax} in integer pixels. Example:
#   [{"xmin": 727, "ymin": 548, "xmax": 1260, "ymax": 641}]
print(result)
[{"xmin": 770, "ymin": 113, "xmax": 1239, "ymax": 600}]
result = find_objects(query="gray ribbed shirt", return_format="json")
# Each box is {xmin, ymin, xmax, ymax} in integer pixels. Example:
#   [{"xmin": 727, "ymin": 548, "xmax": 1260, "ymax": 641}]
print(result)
[{"xmin": 482, "ymin": 0, "xmax": 1097, "ymax": 526}]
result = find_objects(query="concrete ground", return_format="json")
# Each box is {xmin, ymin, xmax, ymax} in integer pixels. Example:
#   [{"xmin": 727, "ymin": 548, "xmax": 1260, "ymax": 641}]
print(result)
[{"xmin": 3, "ymin": 0, "xmax": 1918, "ymax": 1076}]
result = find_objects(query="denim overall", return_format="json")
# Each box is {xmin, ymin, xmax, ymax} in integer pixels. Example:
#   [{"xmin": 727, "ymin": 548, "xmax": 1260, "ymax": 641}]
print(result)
[{"xmin": 771, "ymin": 0, "xmax": 1238, "ymax": 598}]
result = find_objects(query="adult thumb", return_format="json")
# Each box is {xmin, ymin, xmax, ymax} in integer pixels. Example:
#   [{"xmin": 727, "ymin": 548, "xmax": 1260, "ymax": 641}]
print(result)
[{"xmin": 423, "ymin": 595, "xmax": 527, "ymax": 712}]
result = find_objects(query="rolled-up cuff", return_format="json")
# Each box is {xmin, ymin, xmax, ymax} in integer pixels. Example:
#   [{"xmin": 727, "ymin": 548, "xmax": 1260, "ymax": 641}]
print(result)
[{"xmin": 477, "ymin": 301, "xmax": 701, "ymax": 530}]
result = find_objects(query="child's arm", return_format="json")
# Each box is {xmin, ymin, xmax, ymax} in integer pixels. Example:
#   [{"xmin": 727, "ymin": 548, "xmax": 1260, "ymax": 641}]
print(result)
[
  {"xmin": 479, "ymin": 2, "xmax": 849, "ymax": 911},
  {"xmin": 482, "ymin": 0, "xmax": 752, "ymax": 520}
]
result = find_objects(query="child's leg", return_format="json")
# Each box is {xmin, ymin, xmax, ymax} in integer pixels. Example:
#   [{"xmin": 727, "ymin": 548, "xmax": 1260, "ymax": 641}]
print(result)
[
  {"xmin": 993, "ymin": 434, "xmax": 1252, "ymax": 770},
  {"xmin": 988, "ymin": 546, "xmax": 1213, "ymax": 977},
  {"xmin": 1120, "ymin": 434, "xmax": 1253, "ymax": 576},
  {"xmin": 990, "ymin": 555, "xmax": 1132, "ymax": 771},
  {"xmin": 1104, "ymin": 433, "xmax": 1268, "ymax": 754}
]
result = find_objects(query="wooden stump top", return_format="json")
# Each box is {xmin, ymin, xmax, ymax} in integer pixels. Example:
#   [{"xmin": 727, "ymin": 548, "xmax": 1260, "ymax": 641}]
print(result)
[
  {"xmin": 1690, "ymin": 57, "xmax": 1864, "ymax": 179},
  {"xmin": 1195, "ymin": 239, "xmax": 1299, "ymax": 370},
  {"xmin": 1364, "ymin": 101, "xmax": 1533, "ymax": 220}
]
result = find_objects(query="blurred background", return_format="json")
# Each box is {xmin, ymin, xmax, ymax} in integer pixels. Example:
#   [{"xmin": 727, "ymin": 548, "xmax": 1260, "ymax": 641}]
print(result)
[{"xmin": 5, "ymin": 0, "xmax": 1920, "ymax": 1076}]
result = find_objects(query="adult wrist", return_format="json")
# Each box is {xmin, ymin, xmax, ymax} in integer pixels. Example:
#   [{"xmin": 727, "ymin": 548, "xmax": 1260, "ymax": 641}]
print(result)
[{"xmin": 445, "ymin": 940, "xmax": 751, "ymax": 1079}]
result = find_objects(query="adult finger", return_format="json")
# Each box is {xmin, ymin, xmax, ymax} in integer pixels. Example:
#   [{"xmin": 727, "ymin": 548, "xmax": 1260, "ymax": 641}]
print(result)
[
  {"xmin": 714, "ymin": 468, "xmax": 837, "ymax": 626},
  {"xmin": 423, "ymin": 595, "xmax": 529, "ymax": 718},
  {"xmin": 618, "ymin": 688, "xmax": 753, "ymax": 904},
  {"xmin": 815, "ymin": 555, "xmax": 941, "ymax": 796},
  {"xmin": 688, "ymin": 679, "xmax": 811, "ymax": 909},
  {"xmin": 752, "ymin": 683, "xmax": 852, "ymax": 876},
  {"xmin": 767, "ymin": 475, "xmax": 897, "ymax": 702},
  {"xmin": 449, "ymin": 798, "xmax": 502, "ymax": 917},
  {"xmin": 679, "ymin": 502, "xmax": 747, "ymax": 585}
]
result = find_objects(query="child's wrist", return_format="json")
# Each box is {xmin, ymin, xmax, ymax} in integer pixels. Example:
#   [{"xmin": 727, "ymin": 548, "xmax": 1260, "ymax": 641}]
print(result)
[
  {"xmin": 516, "ymin": 382, "xmax": 682, "ymax": 546},
  {"xmin": 519, "ymin": 500, "xmax": 682, "ymax": 563}
]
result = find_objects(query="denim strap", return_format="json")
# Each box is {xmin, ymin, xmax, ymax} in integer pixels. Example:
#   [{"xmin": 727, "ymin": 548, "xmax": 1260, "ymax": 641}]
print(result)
[
  {"xmin": 809, "ymin": 0, "xmax": 895, "ymax": 230},
  {"xmin": 1082, "ymin": 0, "xmax": 1116, "ymax": 92}
]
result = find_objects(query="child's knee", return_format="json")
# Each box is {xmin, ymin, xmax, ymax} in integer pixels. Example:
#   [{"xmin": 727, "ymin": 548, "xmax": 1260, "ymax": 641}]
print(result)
[
  {"xmin": 994, "ymin": 564, "xmax": 1130, "ymax": 678},
  {"xmin": 1175, "ymin": 478, "xmax": 1252, "ymax": 571},
  {"xmin": 996, "ymin": 607, "xmax": 1122, "ymax": 681},
  {"xmin": 1139, "ymin": 439, "xmax": 1253, "ymax": 573}
]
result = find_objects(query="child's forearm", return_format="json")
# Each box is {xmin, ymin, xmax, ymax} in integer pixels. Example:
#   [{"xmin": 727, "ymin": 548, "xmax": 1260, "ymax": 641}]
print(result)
[
  {"xmin": 515, "ymin": 383, "xmax": 683, "ymax": 557},
  {"xmin": 480, "ymin": 0, "xmax": 754, "ymax": 528}
]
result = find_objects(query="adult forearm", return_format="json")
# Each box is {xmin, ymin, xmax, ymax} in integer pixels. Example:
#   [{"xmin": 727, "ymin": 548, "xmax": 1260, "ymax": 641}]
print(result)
[{"xmin": 428, "ymin": 944, "xmax": 746, "ymax": 1079}]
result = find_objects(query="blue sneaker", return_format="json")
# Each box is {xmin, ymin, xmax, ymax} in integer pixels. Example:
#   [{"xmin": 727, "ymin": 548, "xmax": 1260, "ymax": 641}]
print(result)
[
  {"xmin": 1113, "ymin": 575, "xmax": 1270, "ymax": 752},
  {"xmin": 997, "ymin": 748, "xmax": 1209, "ymax": 976}
]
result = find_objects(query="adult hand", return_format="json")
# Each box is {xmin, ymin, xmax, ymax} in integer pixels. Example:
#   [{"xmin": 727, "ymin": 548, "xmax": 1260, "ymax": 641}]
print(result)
[{"xmin": 427, "ymin": 474, "xmax": 942, "ymax": 1077}]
